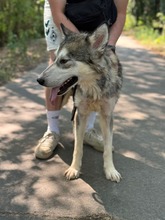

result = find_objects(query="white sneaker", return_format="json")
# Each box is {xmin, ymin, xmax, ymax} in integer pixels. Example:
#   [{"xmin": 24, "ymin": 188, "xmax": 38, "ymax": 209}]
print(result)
[
  {"xmin": 35, "ymin": 131, "xmax": 60, "ymax": 159},
  {"xmin": 84, "ymin": 129, "xmax": 115, "ymax": 152},
  {"xmin": 84, "ymin": 129, "xmax": 104, "ymax": 152}
]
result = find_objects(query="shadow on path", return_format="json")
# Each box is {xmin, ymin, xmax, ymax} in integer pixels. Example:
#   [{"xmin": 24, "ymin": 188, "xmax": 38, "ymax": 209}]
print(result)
[{"xmin": 0, "ymin": 37, "xmax": 165, "ymax": 220}]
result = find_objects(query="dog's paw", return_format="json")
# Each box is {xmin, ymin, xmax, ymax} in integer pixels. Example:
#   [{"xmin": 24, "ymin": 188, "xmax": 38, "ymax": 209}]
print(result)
[
  {"xmin": 64, "ymin": 167, "xmax": 80, "ymax": 180},
  {"xmin": 104, "ymin": 168, "xmax": 121, "ymax": 183}
]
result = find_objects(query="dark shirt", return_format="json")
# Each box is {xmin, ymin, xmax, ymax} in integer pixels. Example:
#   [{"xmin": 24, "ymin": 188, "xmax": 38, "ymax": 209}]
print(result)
[{"xmin": 67, "ymin": 0, "xmax": 85, "ymax": 3}]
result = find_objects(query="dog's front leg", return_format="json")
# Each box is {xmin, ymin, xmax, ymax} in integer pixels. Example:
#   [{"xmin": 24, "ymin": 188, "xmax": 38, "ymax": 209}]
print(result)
[
  {"xmin": 65, "ymin": 111, "xmax": 87, "ymax": 180},
  {"xmin": 100, "ymin": 114, "xmax": 121, "ymax": 182}
]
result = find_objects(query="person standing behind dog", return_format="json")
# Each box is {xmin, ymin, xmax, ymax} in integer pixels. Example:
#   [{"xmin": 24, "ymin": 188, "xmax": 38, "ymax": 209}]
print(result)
[{"xmin": 35, "ymin": 0, "xmax": 128, "ymax": 159}]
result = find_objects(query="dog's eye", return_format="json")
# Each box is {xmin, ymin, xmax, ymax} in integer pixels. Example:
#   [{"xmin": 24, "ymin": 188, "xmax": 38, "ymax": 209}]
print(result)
[{"xmin": 60, "ymin": 58, "xmax": 69, "ymax": 65}]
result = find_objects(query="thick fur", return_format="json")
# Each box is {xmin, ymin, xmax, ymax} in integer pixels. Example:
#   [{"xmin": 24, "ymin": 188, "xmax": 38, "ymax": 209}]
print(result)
[{"xmin": 37, "ymin": 24, "xmax": 123, "ymax": 182}]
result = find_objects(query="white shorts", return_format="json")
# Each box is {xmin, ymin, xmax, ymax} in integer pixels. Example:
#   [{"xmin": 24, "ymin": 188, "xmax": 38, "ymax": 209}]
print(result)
[{"xmin": 44, "ymin": 0, "xmax": 62, "ymax": 51}]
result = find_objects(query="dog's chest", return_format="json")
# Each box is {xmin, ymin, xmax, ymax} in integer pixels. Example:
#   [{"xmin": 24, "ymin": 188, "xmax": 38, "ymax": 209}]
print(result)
[
  {"xmin": 82, "ymin": 100, "xmax": 101, "ymax": 112},
  {"xmin": 75, "ymin": 97, "xmax": 110, "ymax": 114}
]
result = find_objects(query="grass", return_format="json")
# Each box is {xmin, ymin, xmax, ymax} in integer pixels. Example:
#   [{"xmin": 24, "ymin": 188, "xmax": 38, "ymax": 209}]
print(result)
[
  {"xmin": 0, "ymin": 38, "xmax": 48, "ymax": 86},
  {"xmin": 124, "ymin": 14, "xmax": 165, "ymax": 57}
]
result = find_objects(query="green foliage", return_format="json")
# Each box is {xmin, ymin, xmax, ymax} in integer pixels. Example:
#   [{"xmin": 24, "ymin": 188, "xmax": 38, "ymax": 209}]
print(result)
[
  {"xmin": 133, "ymin": 26, "xmax": 161, "ymax": 41},
  {"xmin": 125, "ymin": 0, "xmax": 165, "ymax": 34},
  {"xmin": 125, "ymin": 1, "xmax": 165, "ymax": 56},
  {"xmin": 124, "ymin": 14, "xmax": 136, "ymax": 31},
  {"xmin": 0, "ymin": 0, "xmax": 45, "ymax": 84},
  {"xmin": 0, "ymin": 0, "xmax": 44, "ymax": 47},
  {"xmin": 129, "ymin": 0, "xmax": 165, "ymax": 27},
  {"xmin": 153, "ymin": 12, "xmax": 165, "ymax": 31}
]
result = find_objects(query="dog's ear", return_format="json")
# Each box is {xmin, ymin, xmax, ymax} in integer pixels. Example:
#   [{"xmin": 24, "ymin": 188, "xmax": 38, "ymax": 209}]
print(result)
[
  {"xmin": 88, "ymin": 23, "xmax": 109, "ymax": 53},
  {"xmin": 60, "ymin": 23, "xmax": 73, "ymax": 37}
]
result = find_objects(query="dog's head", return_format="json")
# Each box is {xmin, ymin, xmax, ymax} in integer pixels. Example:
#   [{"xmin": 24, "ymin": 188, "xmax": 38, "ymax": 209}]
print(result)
[{"xmin": 37, "ymin": 23, "xmax": 109, "ymax": 99}]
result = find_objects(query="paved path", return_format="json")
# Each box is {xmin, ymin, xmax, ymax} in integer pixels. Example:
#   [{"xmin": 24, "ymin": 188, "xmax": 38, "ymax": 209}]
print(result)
[{"xmin": 0, "ymin": 36, "xmax": 165, "ymax": 220}]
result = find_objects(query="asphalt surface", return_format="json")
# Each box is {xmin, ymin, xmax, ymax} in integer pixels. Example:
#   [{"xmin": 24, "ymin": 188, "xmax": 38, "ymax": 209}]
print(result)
[{"xmin": 0, "ymin": 35, "xmax": 165, "ymax": 220}]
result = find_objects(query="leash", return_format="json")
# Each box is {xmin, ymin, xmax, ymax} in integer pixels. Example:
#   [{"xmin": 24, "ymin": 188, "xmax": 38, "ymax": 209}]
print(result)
[{"xmin": 71, "ymin": 85, "xmax": 77, "ymax": 121}]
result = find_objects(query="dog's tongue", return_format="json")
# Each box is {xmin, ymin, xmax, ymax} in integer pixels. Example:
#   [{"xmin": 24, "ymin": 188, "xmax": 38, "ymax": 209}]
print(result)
[{"xmin": 50, "ymin": 87, "xmax": 59, "ymax": 105}]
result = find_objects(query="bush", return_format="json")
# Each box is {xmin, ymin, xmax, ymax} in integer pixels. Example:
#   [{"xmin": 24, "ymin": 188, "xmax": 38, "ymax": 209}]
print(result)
[
  {"xmin": 124, "ymin": 0, "xmax": 165, "ymax": 55},
  {"xmin": 0, "ymin": 0, "xmax": 46, "ymax": 84},
  {"xmin": 124, "ymin": 14, "xmax": 136, "ymax": 31},
  {"xmin": 124, "ymin": 13, "xmax": 165, "ymax": 56},
  {"xmin": 0, "ymin": 0, "xmax": 44, "ymax": 47}
]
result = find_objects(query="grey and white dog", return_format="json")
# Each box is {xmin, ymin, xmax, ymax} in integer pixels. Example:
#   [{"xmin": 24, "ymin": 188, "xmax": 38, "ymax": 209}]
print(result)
[{"xmin": 37, "ymin": 24, "xmax": 123, "ymax": 182}]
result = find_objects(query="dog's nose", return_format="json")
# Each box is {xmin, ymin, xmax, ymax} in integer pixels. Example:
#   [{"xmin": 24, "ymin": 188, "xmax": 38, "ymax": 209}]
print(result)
[{"xmin": 37, "ymin": 77, "xmax": 45, "ymax": 85}]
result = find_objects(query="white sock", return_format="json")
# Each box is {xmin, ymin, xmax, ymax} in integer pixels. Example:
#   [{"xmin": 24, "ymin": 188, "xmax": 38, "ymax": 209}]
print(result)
[
  {"xmin": 46, "ymin": 110, "xmax": 60, "ymax": 134},
  {"xmin": 86, "ymin": 112, "xmax": 96, "ymax": 131}
]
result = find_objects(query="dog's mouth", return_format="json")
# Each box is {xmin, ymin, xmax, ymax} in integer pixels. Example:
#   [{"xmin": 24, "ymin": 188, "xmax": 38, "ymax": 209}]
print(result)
[
  {"xmin": 50, "ymin": 76, "xmax": 78, "ymax": 104},
  {"xmin": 58, "ymin": 76, "xmax": 78, "ymax": 95}
]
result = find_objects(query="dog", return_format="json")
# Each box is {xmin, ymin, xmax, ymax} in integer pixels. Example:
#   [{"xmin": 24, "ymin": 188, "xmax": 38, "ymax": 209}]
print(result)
[{"xmin": 37, "ymin": 24, "xmax": 123, "ymax": 182}]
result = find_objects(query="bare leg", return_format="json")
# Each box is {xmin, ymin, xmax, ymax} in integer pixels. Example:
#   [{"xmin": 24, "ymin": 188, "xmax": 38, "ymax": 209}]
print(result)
[{"xmin": 34, "ymin": 50, "xmax": 63, "ymax": 159}]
